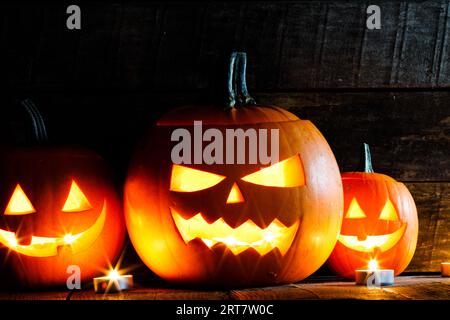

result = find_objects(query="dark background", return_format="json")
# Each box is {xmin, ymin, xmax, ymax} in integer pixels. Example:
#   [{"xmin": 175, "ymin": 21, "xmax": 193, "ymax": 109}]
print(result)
[{"xmin": 0, "ymin": 1, "xmax": 448, "ymax": 276}]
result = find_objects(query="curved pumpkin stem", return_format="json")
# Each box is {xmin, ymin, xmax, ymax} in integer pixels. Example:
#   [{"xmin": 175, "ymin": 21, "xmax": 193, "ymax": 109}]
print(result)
[
  {"xmin": 20, "ymin": 99, "xmax": 48, "ymax": 144},
  {"xmin": 236, "ymin": 52, "xmax": 256, "ymax": 106},
  {"xmin": 226, "ymin": 52, "xmax": 256, "ymax": 109},
  {"xmin": 226, "ymin": 52, "xmax": 238, "ymax": 108},
  {"xmin": 363, "ymin": 143, "xmax": 374, "ymax": 173}
]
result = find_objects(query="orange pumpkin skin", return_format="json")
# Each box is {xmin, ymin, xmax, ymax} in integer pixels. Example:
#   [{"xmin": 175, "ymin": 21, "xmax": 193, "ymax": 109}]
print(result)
[
  {"xmin": 125, "ymin": 104, "xmax": 343, "ymax": 287},
  {"xmin": 327, "ymin": 172, "xmax": 418, "ymax": 279},
  {"xmin": 0, "ymin": 147, "xmax": 126, "ymax": 288}
]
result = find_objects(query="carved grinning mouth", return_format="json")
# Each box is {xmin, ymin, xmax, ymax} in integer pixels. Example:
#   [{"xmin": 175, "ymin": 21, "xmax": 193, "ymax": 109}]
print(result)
[
  {"xmin": 171, "ymin": 208, "xmax": 299, "ymax": 256},
  {"xmin": 338, "ymin": 224, "xmax": 406, "ymax": 253},
  {"xmin": 0, "ymin": 201, "xmax": 107, "ymax": 257}
]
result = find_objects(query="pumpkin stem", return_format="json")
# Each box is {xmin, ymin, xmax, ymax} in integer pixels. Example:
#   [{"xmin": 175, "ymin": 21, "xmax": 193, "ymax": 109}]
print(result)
[
  {"xmin": 363, "ymin": 143, "xmax": 374, "ymax": 173},
  {"xmin": 226, "ymin": 52, "xmax": 238, "ymax": 108},
  {"xmin": 225, "ymin": 52, "xmax": 256, "ymax": 109},
  {"xmin": 236, "ymin": 52, "xmax": 256, "ymax": 106},
  {"xmin": 20, "ymin": 99, "xmax": 48, "ymax": 144}
]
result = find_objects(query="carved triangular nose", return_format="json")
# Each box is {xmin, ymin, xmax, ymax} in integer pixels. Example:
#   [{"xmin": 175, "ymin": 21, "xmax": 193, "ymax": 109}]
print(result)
[{"xmin": 226, "ymin": 183, "xmax": 244, "ymax": 204}]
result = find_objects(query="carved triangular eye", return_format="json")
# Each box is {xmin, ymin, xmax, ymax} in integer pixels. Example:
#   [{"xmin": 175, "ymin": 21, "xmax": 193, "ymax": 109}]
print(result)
[
  {"xmin": 62, "ymin": 180, "xmax": 92, "ymax": 212},
  {"xmin": 345, "ymin": 198, "xmax": 366, "ymax": 219},
  {"xmin": 241, "ymin": 154, "xmax": 305, "ymax": 187},
  {"xmin": 170, "ymin": 165, "xmax": 225, "ymax": 192},
  {"xmin": 4, "ymin": 184, "xmax": 36, "ymax": 215},
  {"xmin": 379, "ymin": 199, "xmax": 399, "ymax": 221}
]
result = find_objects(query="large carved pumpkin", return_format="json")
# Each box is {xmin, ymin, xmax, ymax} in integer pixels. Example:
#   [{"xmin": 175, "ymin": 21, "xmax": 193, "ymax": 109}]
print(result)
[
  {"xmin": 0, "ymin": 100, "xmax": 126, "ymax": 288},
  {"xmin": 327, "ymin": 144, "xmax": 418, "ymax": 279},
  {"xmin": 125, "ymin": 53, "xmax": 343, "ymax": 287}
]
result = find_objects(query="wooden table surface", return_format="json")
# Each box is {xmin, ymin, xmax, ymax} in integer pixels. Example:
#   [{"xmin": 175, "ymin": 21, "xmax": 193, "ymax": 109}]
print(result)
[{"xmin": 0, "ymin": 275, "xmax": 448, "ymax": 300}]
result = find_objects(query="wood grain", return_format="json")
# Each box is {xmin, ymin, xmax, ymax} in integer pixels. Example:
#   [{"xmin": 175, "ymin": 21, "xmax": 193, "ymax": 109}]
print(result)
[
  {"xmin": 5, "ymin": 276, "xmax": 446, "ymax": 300},
  {"xmin": 0, "ymin": 291, "xmax": 69, "ymax": 300},
  {"xmin": 1, "ymin": 1, "xmax": 450, "ymax": 90},
  {"xmin": 71, "ymin": 287, "xmax": 229, "ymax": 300},
  {"xmin": 406, "ymin": 183, "xmax": 450, "ymax": 272},
  {"xmin": 258, "ymin": 91, "xmax": 450, "ymax": 182},
  {"xmin": 6, "ymin": 90, "xmax": 446, "ymax": 182},
  {"xmin": 230, "ymin": 276, "xmax": 450, "ymax": 300}
]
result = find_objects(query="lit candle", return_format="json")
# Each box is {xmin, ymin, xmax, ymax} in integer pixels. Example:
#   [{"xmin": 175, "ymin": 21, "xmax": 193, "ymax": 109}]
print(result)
[
  {"xmin": 441, "ymin": 262, "xmax": 450, "ymax": 277},
  {"xmin": 93, "ymin": 269, "xmax": 134, "ymax": 293},
  {"xmin": 355, "ymin": 259, "xmax": 394, "ymax": 286}
]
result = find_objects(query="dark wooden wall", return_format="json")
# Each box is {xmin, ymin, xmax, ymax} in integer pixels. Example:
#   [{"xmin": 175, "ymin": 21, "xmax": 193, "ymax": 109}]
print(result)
[{"xmin": 0, "ymin": 1, "xmax": 449, "ymax": 273}]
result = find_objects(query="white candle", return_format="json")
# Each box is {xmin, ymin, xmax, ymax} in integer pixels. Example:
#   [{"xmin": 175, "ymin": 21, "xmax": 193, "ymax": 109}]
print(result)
[
  {"xmin": 355, "ymin": 269, "xmax": 394, "ymax": 286},
  {"xmin": 93, "ymin": 270, "xmax": 134, "ymax": 293},
  {"xmin": 355, "ymin": 259, "xmax": 394, "ymax": 286},
  {"xmin": 441, "ymin": 262, "xmax": 450, "ymax": 277}
]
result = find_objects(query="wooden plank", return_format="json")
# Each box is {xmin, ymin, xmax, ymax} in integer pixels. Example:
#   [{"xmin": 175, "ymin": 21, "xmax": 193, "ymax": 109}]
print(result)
[
  {"xmin": 2, "ymin": 1, "xmax": 450, "ymax": 90},
  {"xmin": 406, "ymin": 183, "xmax": 450, "ymax": 272},
  {"xmin": 0, "ymin": 4, "xmax": 45, "ymax": 86},
  {"xmin": 229, "ymin": 276, "xmax": 450, "ymax": 300},
  {"xmin": 382, "ymin": 276, "xmax": 450, "ymax": 300},
  {"xmin": 394, "ymin": 2, "xmax": 446, "ymax": 86},
  {"xmin": 230, "ymin": 284, "xmax": 319, "ymax": 300},
  {"xmin": 70, "ymin": 286, "xmax": 229, "ymax": 300},
  {"xmin": 438, "ymin": 2, "xmax": 450, "ymax": 86},
  {"xmin": 73, "ymin": 3, "xmax": 123, "ymax": 88},
  {"xmin": 109, "ymin": 4, "xmax": 160, "ymax": 88},
  {"xmin": 29, "ymin": 4, "xmax": 81, "ymax": 87},
  {"xmin": 0, "ymin": 276, "xmax": 447, "ymax": 300},
  {"xmin": 6, "ymin": 90, "xmax": 447, "ymax": 182},
  {"xmin": 257, "ymin": 91, "xmax": 450, "ymax": 182},
  {"xmin": 0, "ymin": 291, "xmax": 68, "ymax": 300}
]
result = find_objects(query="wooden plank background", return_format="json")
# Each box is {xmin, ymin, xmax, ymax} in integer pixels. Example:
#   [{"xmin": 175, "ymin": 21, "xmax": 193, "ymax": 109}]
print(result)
[
  {"xmin": 0, "ymin": 1, "xmax": 448, "ymax": 273},
  {"xmin": 1, "ymin": 276, "xmax": 448, "ymax": 300}
]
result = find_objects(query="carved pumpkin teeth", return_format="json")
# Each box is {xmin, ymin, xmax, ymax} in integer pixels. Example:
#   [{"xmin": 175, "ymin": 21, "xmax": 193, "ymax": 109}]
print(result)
[
  {"xmin": 171, "ymin": 208, "xmax": 299, "ymax": 256},
  {"xmin": 357, "ymin": 234, "xmax": 367, "ymax": 241},
  {"xmin": 17, "ymin": 235, "xmax": 32, "ymax": 246},
  {"xmin": 0, "ymin": 201, "xmax": 107, "ymax": 257}
]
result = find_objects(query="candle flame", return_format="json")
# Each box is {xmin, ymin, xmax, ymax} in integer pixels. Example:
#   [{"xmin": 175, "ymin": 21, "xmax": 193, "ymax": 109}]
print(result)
[
  {"xmin": 368, "ymin": 259, "xmax": 378, "ymax": 271},
  {"xmin": 108, "ymin": 269, "xmax": 120, "ymax": 280}
]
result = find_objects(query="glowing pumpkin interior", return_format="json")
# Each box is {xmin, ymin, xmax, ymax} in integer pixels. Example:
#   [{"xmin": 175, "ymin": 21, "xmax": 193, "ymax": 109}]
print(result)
[
  {"xmin": 170, "ymin": 154, "xmax": 305, "ymax": 256},
  {"xmin": 338, "ymin": 197, "xmax": 406, "ymax": 253},
  {"xmin": 0, "ymin": 180, "xmax": 106, "ymax": 257}
]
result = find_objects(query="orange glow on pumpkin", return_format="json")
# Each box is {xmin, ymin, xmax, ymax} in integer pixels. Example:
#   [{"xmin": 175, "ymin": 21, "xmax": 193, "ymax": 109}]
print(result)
[
  {"xmin": 339, "ymin": 197, "xmax": 406, "ymax": 253},
  {"xmin": 0, "ymin": 201, "xmax": 107, "ymax": 257}
]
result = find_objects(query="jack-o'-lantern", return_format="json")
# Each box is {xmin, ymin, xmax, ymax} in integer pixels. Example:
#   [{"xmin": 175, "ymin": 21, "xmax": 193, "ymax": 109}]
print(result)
[
  {"xmin": 0, "ymin": 99, "xmax": 126, "ymax": 288},
  {"xmin": 327, "ymin": 144, "xmax": 418, "ymax": 279},
  {"xmin": 125, "ymin": 52, "xmax": 343, "ymax": 287}
]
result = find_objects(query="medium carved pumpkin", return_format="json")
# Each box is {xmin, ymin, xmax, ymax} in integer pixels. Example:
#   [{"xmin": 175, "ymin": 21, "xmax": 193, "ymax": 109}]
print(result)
[
  {"xmin": 125, "ymin": 53, "xmax": 343, "ymax": 287},
  {"xmin": 327, "ymin": 144, "xmax": 418, "ymax": 279},
  {"xmin": 0, "ymin": 100, "xmax": 126, "ymax": 288}
]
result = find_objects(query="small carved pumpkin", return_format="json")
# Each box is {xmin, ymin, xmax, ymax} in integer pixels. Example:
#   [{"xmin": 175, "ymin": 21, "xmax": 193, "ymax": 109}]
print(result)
[
  {"xmin": 327, "ymin": 144, "xmax": 418, "ymax": 279},
  {"xmin": 0, "ymin": 100, "xmax": 125, "ymax": 288},
  {"xmin": 125, "ymin": 53, "xmax": 343, "ymax": 287}
]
